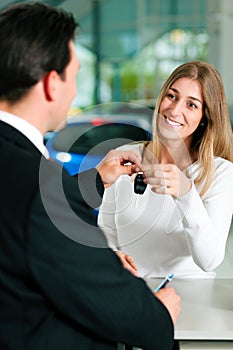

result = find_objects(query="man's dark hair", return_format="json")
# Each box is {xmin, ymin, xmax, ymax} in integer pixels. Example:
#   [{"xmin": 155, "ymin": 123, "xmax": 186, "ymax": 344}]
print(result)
[{"xmin": 0, "ymin": 2, "xmax": 77, "ymax": 102}]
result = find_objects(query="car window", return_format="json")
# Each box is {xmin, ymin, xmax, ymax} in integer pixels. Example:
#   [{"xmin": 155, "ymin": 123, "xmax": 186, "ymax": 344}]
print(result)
[{"xmin": 53, "ymin": 123, "xmax": 151, "ymax": 155}]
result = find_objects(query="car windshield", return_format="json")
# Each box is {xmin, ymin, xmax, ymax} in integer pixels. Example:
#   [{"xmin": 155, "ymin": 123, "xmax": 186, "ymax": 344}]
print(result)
[{"xmin": 53, "ymin": 122, "xmax": 150, "ymax": 155}]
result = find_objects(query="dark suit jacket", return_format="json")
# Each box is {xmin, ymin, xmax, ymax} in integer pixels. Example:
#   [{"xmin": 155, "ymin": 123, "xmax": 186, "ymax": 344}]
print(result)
[{"xmin": 0, "ymin": 121, "xmax": 174, "ymax": 350}]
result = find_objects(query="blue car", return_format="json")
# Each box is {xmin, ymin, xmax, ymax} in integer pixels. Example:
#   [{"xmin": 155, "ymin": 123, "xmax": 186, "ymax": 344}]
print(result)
[{"xmin": 45, "ymin": 113, "xmax": 152, "ymax": 176}]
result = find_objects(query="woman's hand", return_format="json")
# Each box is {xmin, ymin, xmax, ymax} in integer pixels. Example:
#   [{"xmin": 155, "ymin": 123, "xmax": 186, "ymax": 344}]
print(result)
[
  {"xmin": 142, "ymin": 164, "xmax": 192, "ymax": 198},
  {"xmin": 115, "ymin": 250, "xmax": 138, "ymax": 277}
]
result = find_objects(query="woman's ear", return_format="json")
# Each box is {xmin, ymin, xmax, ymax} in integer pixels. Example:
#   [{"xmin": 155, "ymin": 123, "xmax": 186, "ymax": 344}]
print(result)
[
  {"xmin": 199, "ymin": 115, "xmax": 208, "ymax": 127},
  {"xmin": 42, "ymin": 70, "xmax": 60, "ymax": 101}
]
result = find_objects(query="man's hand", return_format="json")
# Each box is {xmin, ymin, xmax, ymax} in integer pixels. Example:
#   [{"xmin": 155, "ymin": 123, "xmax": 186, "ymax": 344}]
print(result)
[
  {"xmin": 155, "ymin": 287, "xmax": 181, "ymax": 325},
  {"xmin": 96, "ymin": 150, "xmax": 141, "ymax": 188}
]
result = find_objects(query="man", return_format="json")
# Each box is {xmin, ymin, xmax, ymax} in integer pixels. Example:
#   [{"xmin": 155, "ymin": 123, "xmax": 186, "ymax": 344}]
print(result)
[{"xmin": 0, "ymin": 2, "xmax": 180, "ymax": 349}]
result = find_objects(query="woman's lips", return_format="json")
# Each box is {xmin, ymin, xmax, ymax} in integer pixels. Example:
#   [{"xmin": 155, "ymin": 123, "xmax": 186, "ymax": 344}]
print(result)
[{"xmin": 164, "ymin": 115, "xmax": 184, "ymax": 127}]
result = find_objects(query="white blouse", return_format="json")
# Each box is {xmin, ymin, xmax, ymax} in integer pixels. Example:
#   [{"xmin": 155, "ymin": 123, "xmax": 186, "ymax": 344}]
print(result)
[{"xmin": 98, "ymin": 143, "xmax": 233, "ymax": 278}]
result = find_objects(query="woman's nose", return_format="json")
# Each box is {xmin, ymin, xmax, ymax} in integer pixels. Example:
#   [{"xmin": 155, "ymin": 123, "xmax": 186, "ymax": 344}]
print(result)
[{"xmin": 170, "ymin": 100, "xmax": 184, "ymax": 117}]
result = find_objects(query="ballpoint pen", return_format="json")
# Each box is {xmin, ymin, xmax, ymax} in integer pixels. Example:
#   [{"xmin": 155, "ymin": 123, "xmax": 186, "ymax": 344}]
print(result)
[{"xmin": 154, "ymin": 273, "xmax": 174, "ymax": 292}]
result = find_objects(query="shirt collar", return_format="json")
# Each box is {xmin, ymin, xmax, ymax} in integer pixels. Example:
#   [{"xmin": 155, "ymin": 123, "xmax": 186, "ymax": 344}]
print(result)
[{"xmin": 0, "ymin": 110, "xmax": 49, "ymax": 159}]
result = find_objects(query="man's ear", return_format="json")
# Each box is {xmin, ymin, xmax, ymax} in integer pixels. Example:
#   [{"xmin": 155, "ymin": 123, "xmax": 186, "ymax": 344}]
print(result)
[{"xmin": 42, "ymin": 70, "xmax": 60, "ymax": 101}]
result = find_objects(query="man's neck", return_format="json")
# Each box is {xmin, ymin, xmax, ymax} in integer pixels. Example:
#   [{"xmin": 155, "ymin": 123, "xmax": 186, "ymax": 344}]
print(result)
[{"xmin": 0, "ymin": 99, "xmax": 45, "ymax": 135}]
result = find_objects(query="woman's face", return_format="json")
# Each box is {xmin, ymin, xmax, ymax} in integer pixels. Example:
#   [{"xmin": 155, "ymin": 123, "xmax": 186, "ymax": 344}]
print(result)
[{"xmin": 158, "ymin": 77, "xmax": 204, "ymax": 148}]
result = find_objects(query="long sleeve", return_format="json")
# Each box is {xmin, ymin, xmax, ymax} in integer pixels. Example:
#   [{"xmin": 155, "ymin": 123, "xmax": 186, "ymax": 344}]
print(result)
[
  {"xmin": 27, "ymin": 161, "xmax": 174, "ymax": 350},
  {"xmin": 0, "ymin": 125, "xmax": 175, "ymax": 349},
  {"xmin": 98, "ymin": 142, "xmax": 143, "ymax": 250},
  {"xmin": 98, "ymin": 155, "xmax": 233, "ymax": 278},
  {"xmin": 175, "ymin": 158, "xmax": 233, "ymax": 271},
  {"xmin": 98, "ymin": 181, "xmax": 119, "ymax": 249}
]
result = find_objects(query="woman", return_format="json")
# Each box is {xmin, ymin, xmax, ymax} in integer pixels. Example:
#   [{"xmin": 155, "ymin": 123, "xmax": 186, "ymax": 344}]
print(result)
[{"xmin": 98, "ymin": 61, "xmax": 233, "ymax": 278}]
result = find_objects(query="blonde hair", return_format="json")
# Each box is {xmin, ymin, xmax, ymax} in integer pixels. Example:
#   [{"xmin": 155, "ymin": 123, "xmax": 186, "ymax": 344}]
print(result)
[{"xmin": 153, "ymin": 61, "xmax": 233, "ymax": 196}]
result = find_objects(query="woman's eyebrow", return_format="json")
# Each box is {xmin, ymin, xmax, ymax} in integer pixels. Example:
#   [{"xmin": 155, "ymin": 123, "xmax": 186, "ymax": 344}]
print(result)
[{"xmin": 169, "ymin": 87, "xmax": 203, "ymax": 105}]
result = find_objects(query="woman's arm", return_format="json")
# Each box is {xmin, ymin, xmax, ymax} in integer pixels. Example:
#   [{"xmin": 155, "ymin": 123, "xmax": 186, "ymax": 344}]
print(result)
[
  {"xmin": 98, "ymin": 183, "xmax": 119, "ymax": 249},
  {"xmin": 175, "ymin": 160, "xmax": 233, "ymax": 271}
]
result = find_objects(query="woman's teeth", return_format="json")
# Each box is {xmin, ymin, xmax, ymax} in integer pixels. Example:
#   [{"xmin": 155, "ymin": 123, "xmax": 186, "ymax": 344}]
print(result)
[{"xmin": 165, "ymin": 116, "xmax": 183, "ymax": 127}]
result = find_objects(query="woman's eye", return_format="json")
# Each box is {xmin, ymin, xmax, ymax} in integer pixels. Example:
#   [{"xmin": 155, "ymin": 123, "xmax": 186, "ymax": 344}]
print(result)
[
  {"xmin": 189, "ymin": 102, "xmax": 197, "ymax": 109},
  {"xmin": 167, "ymin": 93, "xmax": 176, "ymax": 100}
]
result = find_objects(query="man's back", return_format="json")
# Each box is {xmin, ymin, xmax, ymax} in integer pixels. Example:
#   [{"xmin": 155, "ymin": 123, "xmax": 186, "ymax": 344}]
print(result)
[{"xmin": 0, "ymin": 122, "xmax": 175, "ymax": 349}]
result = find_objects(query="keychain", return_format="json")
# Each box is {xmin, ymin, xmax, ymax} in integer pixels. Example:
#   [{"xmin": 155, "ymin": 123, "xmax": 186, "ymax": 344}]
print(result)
[{"xmin": 134, "ymin": 172, "xmax": 147, "ymax": 208}]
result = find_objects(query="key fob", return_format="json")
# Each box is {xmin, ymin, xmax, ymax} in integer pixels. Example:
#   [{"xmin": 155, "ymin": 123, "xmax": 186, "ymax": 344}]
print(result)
[{"xmin": 134, "ymin": 173, "xmax": 147, "ymax": 195}]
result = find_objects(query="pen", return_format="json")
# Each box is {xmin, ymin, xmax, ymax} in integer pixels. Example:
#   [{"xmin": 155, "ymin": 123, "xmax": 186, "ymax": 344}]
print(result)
[{"xmin": 154, "ymin": 273, "xmax": 174, "ymax": 292}]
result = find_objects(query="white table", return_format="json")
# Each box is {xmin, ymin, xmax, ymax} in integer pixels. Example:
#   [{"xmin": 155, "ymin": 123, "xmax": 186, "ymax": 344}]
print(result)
[{"xmin": 145, "ymin": 278, "xmax": 233, "ymax": 349}]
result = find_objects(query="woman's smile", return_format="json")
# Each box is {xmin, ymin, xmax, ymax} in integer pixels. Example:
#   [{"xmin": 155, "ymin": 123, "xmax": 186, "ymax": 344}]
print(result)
[{"xmin": 163, "ymin": 115, "xmax": 184, "ymax": 128}]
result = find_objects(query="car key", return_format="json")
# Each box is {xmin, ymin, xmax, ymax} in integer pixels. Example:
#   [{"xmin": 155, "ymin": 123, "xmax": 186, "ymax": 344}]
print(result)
[{"xmin": 134, "ymin": 172, "xmax": 147, "ymax": 208}]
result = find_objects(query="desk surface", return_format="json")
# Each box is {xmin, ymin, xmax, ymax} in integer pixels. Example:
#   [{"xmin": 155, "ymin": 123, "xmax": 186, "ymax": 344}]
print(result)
[{"xmin": 145, "ymin": 278, "xmax": 233, "ymax": 340}]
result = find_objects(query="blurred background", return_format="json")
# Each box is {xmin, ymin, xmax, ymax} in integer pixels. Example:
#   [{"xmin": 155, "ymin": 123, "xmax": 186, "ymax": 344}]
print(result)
[
  {"xmin": 1, "ymin": 0, "xmax": 232, "ymax": 275},
  {"xmin": 1, "ymin": 0, "xmax": 233, "ymax": 123}
]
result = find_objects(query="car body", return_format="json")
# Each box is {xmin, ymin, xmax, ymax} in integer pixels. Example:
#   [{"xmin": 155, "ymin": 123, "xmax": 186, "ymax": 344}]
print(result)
[{"xmin": 45, "ymin": 103, "xmax": 153, "ymax": 175}]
